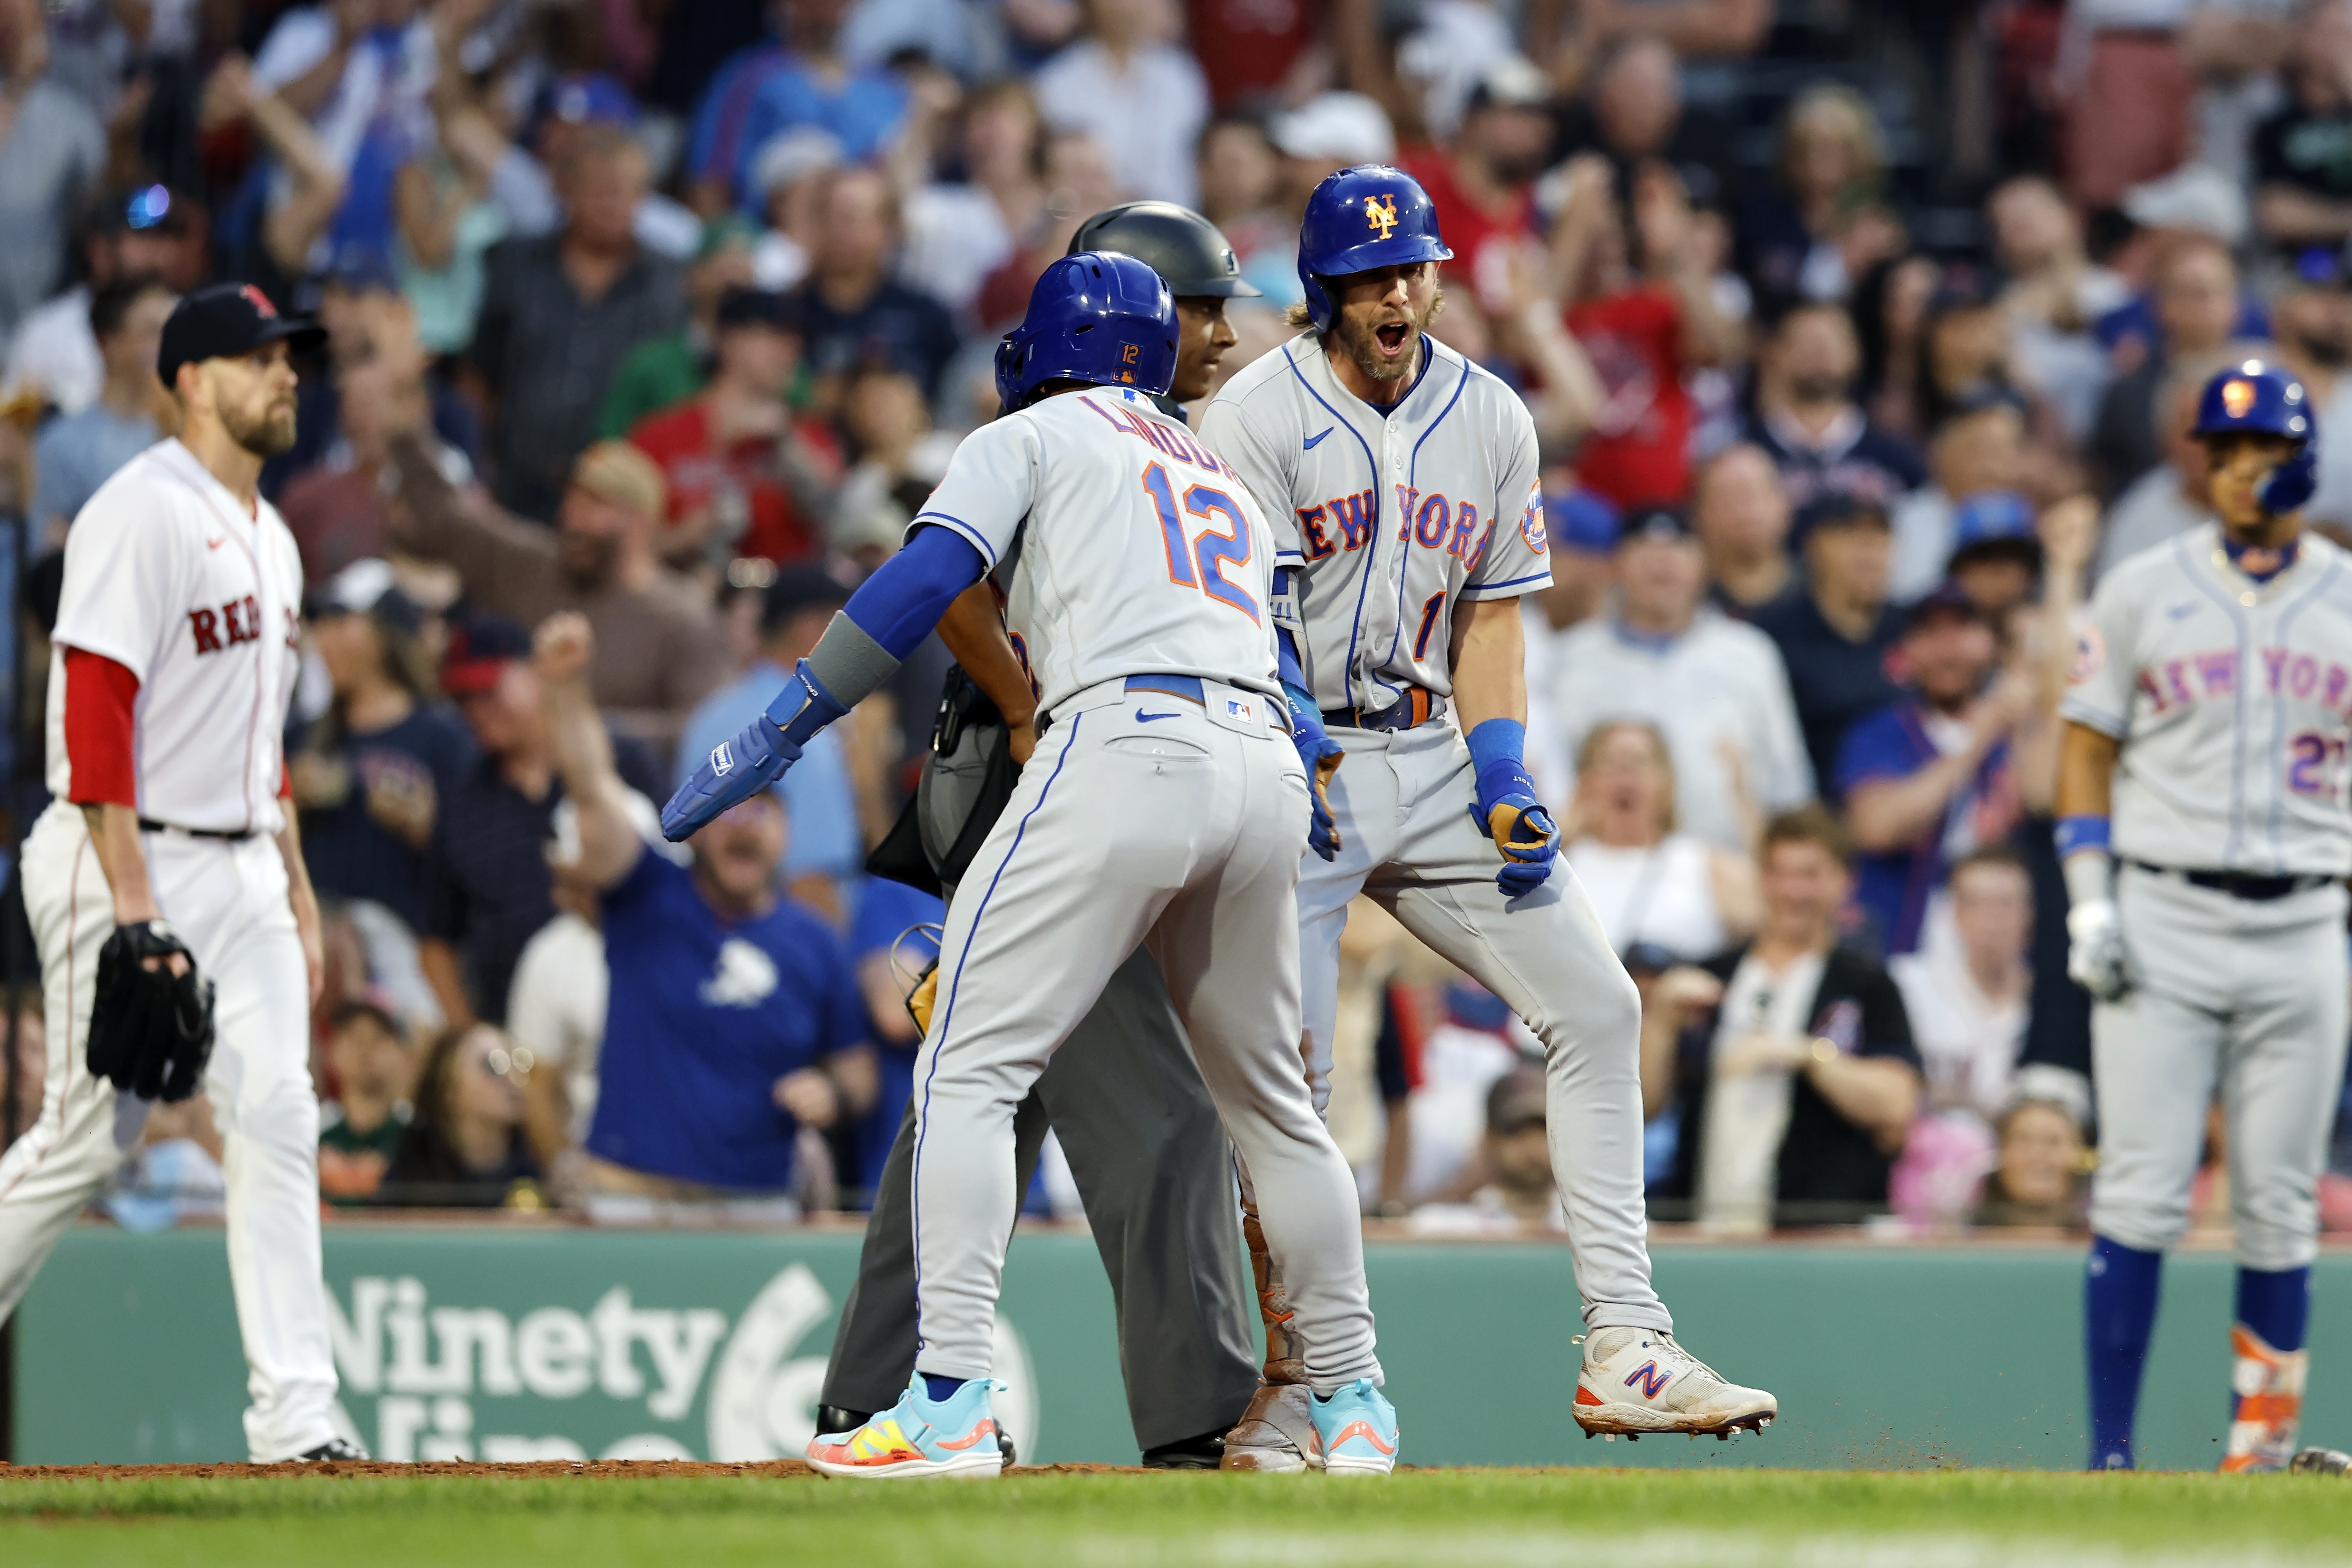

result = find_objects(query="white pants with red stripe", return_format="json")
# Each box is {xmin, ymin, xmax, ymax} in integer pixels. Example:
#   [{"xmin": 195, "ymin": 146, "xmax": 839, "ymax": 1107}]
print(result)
[{"xmin": 0, "ymin": 801, "xmax": 339, "ymax": 1461}]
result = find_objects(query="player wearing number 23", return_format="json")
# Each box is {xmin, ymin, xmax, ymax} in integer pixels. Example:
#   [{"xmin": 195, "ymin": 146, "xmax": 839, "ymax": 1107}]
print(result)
[
  {"xmin": 2059, "ymin": 358, "xmax": 2352, "ymax": 1474},
  {"xmin": 663, "ymin": 251, "xmax": 1396, "ymax": 1478}
]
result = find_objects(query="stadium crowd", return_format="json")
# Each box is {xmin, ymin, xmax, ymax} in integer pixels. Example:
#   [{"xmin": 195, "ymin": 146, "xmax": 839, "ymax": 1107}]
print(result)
[{"xmin": 4, "ymin": 0, "xmax": 2352, "ymax": 1238}]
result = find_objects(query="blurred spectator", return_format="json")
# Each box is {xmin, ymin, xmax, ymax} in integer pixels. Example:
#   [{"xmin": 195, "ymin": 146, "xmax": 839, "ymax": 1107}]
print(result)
[
  {"xmin": 598, "ymin": 215, "xmax": 761, "ymax": 440},
  {"xmin": 392, "ymin": 58, "xmax": 511, "ymax": 358},
  {"xmin": 1554, "ymin": 153, "xmax": 1736, "ymax": 508},
  {"xmin": 1889, "ymin": 390, "xmax": 2030, "ymax": 604},
  {"xmin": 1405, "ymin": 1065, "xmax": 1566, "ymax": 1236},
  {"xmin": 2059, "ymin": 2, "xmax": 2196, "ymax": 210},
  {"xmin": 4, "ymin": 189, "xmax": 189, "ymax": 415},
  {"xmin": 317, "ymin": 996, "xmax": 417, "ymax": 1206},
  {"xmin": 1033, "ymin": 0, "xmax": 1208, "ymax": 208},
  {"xmin": 833, "ymin": 365, "xmax": 953, "ymax": 560},
  {"xmin": 419, "ymin": 614, "xmax": 664, "ymax": 1029},
  {"xmin": 1522, "ymin": 486, "xmax": 1619, "ymax": 800},
  {"xmin": 1851, "ymin": 253, "xmax": 1942, "ymax": 441},
  {"xmin": 675, "ymin": 567, "xmax": 864, "ymax": 918},
  {"xmin": 1189, "ymin": 0, "xmax": 1322, "ymax": 108},
  {"xmin": 201, "ymin": 47, "xmax": 350, "ymax": 288},
  {"xmin": 386, "ymin": 434, "xmax": 730, "ymax": 762},
  {"xmin": 2095, "ymin": 350, "xmax": 2228, "ymax": 582},
  {"xmin": 789, "ymin": 166, "xmax": 958, "ymax": 404},
  {"xmin": 1691, "ymin": 442, "xmax": 1792, "ymax": 615},
  {"xmin": 698, "ymin": 0, "xmax": 909, "ymax": 215},
  {"xmin": 502, "ymin": 72, "xmax": 705, "ymax": 267},
  {"xmin": 469, "ymin": 124, "xmax": 688, "ymax": 522},
  {"xmin": 29, "ymin": 275, "xmax": 170, "ymax": 542},
  {"xmin": 1398, "ymin": 56, "xmax": 1552, "ymax": 320},
  {"xmin": 1564, "ymin": 718, "xmax": 1758, "ymax": 959},
  {"xmin": 275, "ymin": 323, "xmax": 420, "ymax": 581},
  {"xmin": 538, "ymin": 612, "xmax": 873, "ymax": 1202},
  {"xmin": 1580, "ymin": 35, "xmax": 1683, "ymax": 186},
  {"xmin": 1943, "ymin": 491, "xmax": 2045, "ymax": 622},
  {"xmin": 1913, "ymin": 276, "xmax": 2022, "ymax": 436},
  {"xmin": 0, "ymin": 5, "xmax": 105, "ymax": 343},
  {"xmin": 2275, "ymin": 260, "xmax": 2352, "ymax": 530},
  {"xmin": 1890, "ymin": 847, "xmax": 2042, "ymax": 1132},
  {"xmin": 2088, "ymin": 234, "xmax": 2239, "ymax": 498},
  {"xmin": 1754, "ymin": 493, "xmax": 1902, "ymax": 799},
  {"xmin": 267, "ymin": 266, "xmax": 478, "ymax": 503},
  {"xmin": 1836, "ymin": 586, "xmax": 2028, "ymax": 958},
  {"xmin": 900, "ymin": 81, "xmax": 1043, "ymax": 319},
  {"xmin": 971, "ymin": 128, "xmax": 1125, "ymax": 327},
  {"xmin": 1975, "ymin": 1095, "xmax": 2090, "ymax": 1229},
  {"xmin": 293, "ymin": 561, "xmax": 473, "ymax": 942},
  {"xmin": 1989, "ymin": 175, "xmax": 2131, "ymax": 443},
  {"xmin": 1195, "ymin": 115, "xmax": 1285, "ymax": 275},
  {"xmin": 1745, "ymin": 301, "xmax": 1926, "ymax": 513},
  {"xmin": 629, "ymin": 287, "xmax": 840, "ymax": 569},
  {"xmin": 2252, "ymin": 0, "xmax": 2352, "ymax": 253},
  {"xmin": 1551, "ymin": 506, "xmax": 1812, "ymax": 852},
  {"xmin": 383, "ymin": 1023, "xmax": 542, "ymax": 1206},
  {"xmin": 1641, "ymin": 807, "xmax": 1923, "ymax": 1231},
  {"xmin": 1737, "ymin": 84, "xmax": 1898, "ymax": 313},
  {"xmin": 1389, "ymin": 982, "xmax": 1525, "ymax": 1206}
]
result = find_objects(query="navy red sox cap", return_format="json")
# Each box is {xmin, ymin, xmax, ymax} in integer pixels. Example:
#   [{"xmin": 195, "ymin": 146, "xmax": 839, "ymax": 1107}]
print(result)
[{"xmin": 156, "ymin": 282, "xmax": 323, "ymax": 390}]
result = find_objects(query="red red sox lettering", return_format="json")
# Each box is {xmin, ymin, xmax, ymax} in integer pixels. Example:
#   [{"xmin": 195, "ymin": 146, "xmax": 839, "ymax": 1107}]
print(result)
[{"xmin": 189, "ymin": 597, "xmax": 298, "ymax": 655}]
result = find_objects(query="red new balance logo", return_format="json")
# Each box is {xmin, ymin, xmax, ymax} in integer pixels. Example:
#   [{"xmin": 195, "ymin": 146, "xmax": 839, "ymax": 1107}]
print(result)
[{"xmin": 1625, "ymin": 1361, "xmax": 1675, "ymax": 1399}]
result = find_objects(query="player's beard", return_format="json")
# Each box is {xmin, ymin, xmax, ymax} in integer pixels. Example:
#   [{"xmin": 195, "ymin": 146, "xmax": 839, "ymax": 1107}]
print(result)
[
  {"xmin": 1332, "ymin": 288, "xmax": 1446, "ymax": 384},
  {"xmin": 222, "ymin": 396, "xmax": 299, "ymax": 459}
]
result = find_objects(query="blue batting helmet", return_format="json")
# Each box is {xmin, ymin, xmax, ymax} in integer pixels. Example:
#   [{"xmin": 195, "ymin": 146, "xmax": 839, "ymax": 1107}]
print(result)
[
  {"xmin": 1296, "ymin": 165, "xmax": 1453, "ymax": 332},
  {"xmin": 2195, "ymin": 358, "xmax": 2321, "ymax": 513},
  {"xmin": 994, "ymin": 251, "xmax": 1178, "ymax": 410},
  {"xmin": 2195, "ymin": 360, "xmax": 2312, "ymax": 442}
]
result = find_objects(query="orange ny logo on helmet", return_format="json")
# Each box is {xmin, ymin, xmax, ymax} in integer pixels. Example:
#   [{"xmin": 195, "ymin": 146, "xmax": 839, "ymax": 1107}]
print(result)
[
  {"xmin": 1364, "ymin": 195, "xmax": 1398, "ymax": 240},
  {"xmin": 2223, "ymin": 378, "xmax": 2257, "ymax": 419}
]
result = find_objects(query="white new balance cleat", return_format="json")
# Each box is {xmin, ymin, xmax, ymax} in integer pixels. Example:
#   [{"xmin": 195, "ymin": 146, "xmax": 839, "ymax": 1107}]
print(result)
[{"xmin": 1573, "ymin": 1327, "xmax": 1777, "ymax": 1440}]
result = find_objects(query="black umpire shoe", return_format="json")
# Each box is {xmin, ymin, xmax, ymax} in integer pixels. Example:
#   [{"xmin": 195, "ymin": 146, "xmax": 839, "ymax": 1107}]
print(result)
[
  {"xmin": 295, "ymin": 1437, "xmax": 371, "ymax": 1463},
  {"xmin": 818, "ymin": 1405, "xmax": 1019, "ymax": 1468},
  {"xmin": 1140, "ymin": 1430, "xmax": 1226, "ymax": 1469}
]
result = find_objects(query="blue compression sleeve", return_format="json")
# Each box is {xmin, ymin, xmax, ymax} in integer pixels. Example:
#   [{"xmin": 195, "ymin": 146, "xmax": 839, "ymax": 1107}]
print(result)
[{"xmin": 843, "ymin": 525, "xmax": 990, "ymax": 659}]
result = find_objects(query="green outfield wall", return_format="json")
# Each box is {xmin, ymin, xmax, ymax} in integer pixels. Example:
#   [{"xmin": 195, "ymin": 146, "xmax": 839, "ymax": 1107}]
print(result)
[{"xmin": 10, "ymin": 1225, "xmax": 2347, "ymax": 1470}]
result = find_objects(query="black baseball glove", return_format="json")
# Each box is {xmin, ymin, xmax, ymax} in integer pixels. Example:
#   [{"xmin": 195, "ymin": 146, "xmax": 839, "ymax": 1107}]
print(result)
[{"xmin": 87, "ymin": 920, "xmax": 217, "ymax": 1102}]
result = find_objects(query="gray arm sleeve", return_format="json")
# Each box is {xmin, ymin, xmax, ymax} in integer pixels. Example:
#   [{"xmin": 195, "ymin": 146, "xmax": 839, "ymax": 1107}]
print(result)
[{"xmin": 803, "ymin": 611, "xmax": 903, "ymax": 710}]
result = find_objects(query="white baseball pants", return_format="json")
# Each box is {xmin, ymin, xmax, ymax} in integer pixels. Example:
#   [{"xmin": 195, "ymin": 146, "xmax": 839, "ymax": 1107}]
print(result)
[
  {"xmin": 1301, "ymin": 720, "xmax": 1670, "ymax": 1333},
  {"xmin": 907, "ymin": 677, "xmax": 1381, "ymax": 1393},
  {"xmin": 0, "ymin": 801, "xmax": 339, "ymax": 1460}
]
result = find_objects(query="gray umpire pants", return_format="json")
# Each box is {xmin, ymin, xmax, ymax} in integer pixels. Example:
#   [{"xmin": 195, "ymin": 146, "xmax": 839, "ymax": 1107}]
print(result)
[{"xmin": 819, "ymin": 723, "xmax": 1261, "ymax": 1451}]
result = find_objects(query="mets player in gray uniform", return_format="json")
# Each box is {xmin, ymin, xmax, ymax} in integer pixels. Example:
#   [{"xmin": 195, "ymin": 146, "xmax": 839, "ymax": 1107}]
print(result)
[
  {"xmin": 663, "ymin": 251, "xmax": 1399, "ymax": 1478},
  {"xmin": 2061, "ymin": 359, "xmax": 2352, "ymax": 1474},
  {"xmin": 1198, "ymin": 165, "xmax": 1775, "ymax": 1464}
]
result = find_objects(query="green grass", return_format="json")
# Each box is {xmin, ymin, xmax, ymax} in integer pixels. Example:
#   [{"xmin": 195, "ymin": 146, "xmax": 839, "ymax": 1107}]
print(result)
[{"xmin": 7, "ymin": 1470, "xmax": 2352, "ymax": 1567}]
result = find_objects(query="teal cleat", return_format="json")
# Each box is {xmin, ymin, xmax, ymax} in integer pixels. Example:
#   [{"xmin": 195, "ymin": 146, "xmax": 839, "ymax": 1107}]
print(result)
[
  {"xmin": 1310, "ymin": 1378, "xmax": 1399, "ymax": 1475},
  {"xmin": 806, "ymin": 1374, "xmax": 1008, "ymax": 1480}
]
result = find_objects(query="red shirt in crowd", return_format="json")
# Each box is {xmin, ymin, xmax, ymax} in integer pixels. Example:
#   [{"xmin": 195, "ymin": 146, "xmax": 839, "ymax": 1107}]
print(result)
[
  {"xmin": 1565, "ymin": 283, "xmax": 1692, "ymax": 509},
  {"xmin": 1187, "ymin": 0, "xmax": 1323, "ymax": 106},
  {"xmin": 1395, "ymin": 150, "xmax": 1535, "ymax": 314},
  {"xmin": 627, "ymin": 401, "xmax": 836, "ymax": 566}
]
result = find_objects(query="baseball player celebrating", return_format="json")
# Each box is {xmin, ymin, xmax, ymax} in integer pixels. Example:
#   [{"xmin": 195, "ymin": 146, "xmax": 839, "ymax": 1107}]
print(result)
[
  {"xmin": 664, "ymin": 251, "xmax": 1399, "ymax": 1478},
  {"xmin": 1199, "ymin": 166, "xmax": 1776, "ymax": 1459},
  {"xmin": 0, "ymin": 283, "xmax": 362, "ymax": 1463},
  {"xmin": 816, "ymin": 201, "xmax": 1270, "ymax": 1470},
  {"xmin": 2061, "ymin": 359, "xmax": 2350, "ymax": 1473}
]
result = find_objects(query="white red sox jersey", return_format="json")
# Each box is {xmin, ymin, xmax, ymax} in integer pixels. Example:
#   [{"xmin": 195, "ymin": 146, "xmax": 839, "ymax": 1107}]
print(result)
[
  {"xmin": 1197, "ymin": 330, "xmax": 1550, "ymax": 711},
  {"xmin": 912, "ymin": 385, "xmax": 1281, "ymax": 713},
  {"xmin": 2063, "ymin": 523, "xmax": 2352, "ymax": 876},
  {"xmin": 45, "ymin": 439, "xmax": 304, "ymax": 834}
]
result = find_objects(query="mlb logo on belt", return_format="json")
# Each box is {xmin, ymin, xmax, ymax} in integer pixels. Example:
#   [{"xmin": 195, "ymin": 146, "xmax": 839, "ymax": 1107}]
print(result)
[
  {"xmin": 1227, "ymin": 697, "xmax": 1255, "ymax": 722},
  {"xmin": 710, "ymin": 742, "xmax": 734, "ymax": 777}
]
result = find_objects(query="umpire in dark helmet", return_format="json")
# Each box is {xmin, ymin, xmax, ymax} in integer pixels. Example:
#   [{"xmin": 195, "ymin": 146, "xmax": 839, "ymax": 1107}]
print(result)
[{"xmin": 1067, "ymin": 201, "xmax": 1260, "ymax": 412}]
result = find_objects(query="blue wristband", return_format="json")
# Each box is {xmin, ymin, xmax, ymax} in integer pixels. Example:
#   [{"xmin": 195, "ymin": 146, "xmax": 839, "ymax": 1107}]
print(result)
[
  {"xmin": 2054, "ymin": 815, "xmax": 2111, "ymax": 858},
  {"xmin": 1465, "ymin": 718, "xmax": 1526, "ymax": 777}
]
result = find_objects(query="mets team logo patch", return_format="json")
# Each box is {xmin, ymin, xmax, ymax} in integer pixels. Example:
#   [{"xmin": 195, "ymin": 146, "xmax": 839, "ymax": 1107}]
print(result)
[
  {"xmin": 1364, "ymin": 194, "xmax": 1398, "ymax": 239},
  {"xmin": 2069, "ymin": 625, "xmax": 2104, "ymax": 686},
  {"xmin": 1519, "ymin": 494, "xmax": 1547, "ymax": 554}
]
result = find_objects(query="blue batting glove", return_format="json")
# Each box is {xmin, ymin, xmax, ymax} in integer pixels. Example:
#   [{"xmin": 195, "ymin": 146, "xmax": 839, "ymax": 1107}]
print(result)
[
  {"xmin": 659, "ymin": 659, "xmax": 847, "ymax": 841},
  {"xmin": 1283, "ymin": 682, "xmax": 1343, "ymax": 860},
  {"xmin": 1470, "ymin": 755, "xmax": 1557, "ymax": 898}
]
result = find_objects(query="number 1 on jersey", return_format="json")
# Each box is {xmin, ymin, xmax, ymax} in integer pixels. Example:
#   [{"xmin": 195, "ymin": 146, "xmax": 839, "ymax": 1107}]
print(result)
[{"xmin": 1142, "ymin": 462, "xmax": 1259, "ymax": 622}]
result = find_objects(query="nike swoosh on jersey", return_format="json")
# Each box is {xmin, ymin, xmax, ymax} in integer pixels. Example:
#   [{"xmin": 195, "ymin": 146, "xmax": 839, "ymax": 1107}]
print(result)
[
  {"xmin": 1303, "ymin": 427, "xmax": 1334, "ymax": 450},
  {"xmin": 2166, "ymin": 601, "xmax": 2198, "ymax": 620},
  {"xmin": 1136, "ymin": 709, "xmax": 1182, "ymax": 723}
]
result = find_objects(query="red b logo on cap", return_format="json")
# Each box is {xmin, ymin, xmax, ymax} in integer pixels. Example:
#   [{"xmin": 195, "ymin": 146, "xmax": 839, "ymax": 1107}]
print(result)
[{"xmin": 241, "ymin": 285, "xmax": 278, "ymax": 320}]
